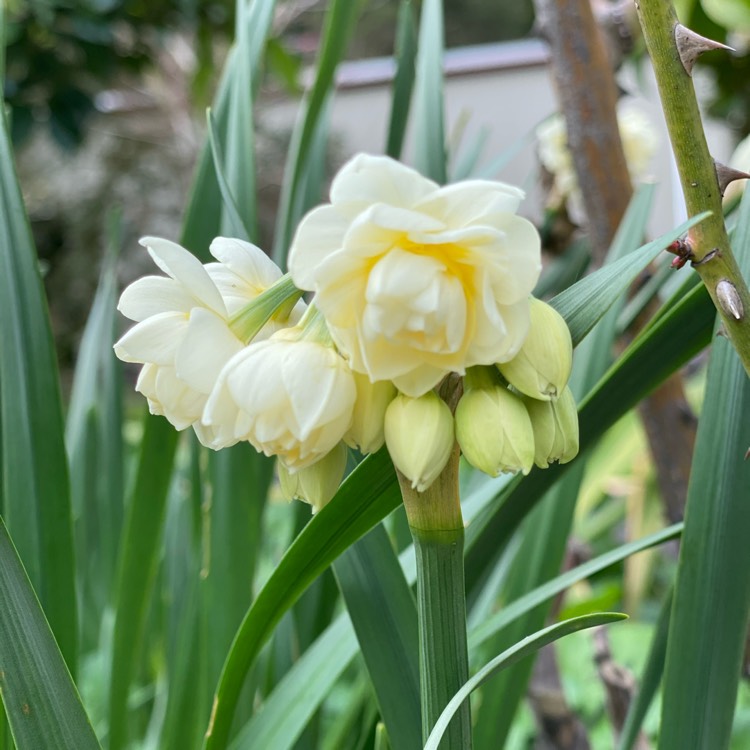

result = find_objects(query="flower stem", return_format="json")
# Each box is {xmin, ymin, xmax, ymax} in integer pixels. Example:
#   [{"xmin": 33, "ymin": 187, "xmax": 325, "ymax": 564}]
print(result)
[
  {"xmin": 636, "ymin": 0, "xmax": 750, "ymax": 376},
  {"xmin": 397, "ymin": 376, "xmax": 472, "ymax": 748}
]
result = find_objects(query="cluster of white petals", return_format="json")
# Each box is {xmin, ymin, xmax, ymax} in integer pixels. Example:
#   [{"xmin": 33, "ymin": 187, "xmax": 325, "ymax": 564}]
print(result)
[
  {"xmin": 537, "ymin": 99, "xmax": 658, "ymax": 224},
  {"xmin": 114, "ymin": 236, "xmax": 304, "ymax": 446},
  {"xmin": 288, "ymin": 154, "xmax": 542, "ymax": 397},
  {"xmin": 116, "ymin": 153, "xmax": 578, "ymax": 506}
]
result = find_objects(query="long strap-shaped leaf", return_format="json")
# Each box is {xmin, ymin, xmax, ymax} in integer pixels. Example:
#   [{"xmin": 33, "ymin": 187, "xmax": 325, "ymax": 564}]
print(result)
[
  {"xmin": 0, "ymin": 98, "xmax": 77, "ymax": 670},
  {"xmin": 0, "ymin": 517, "xmax": 101, "ymax": 749},
  {"xmin": 424, "ymin": 613, "xmax": 628, "ymax": 750},
  {"xmin": 657, "ymin": 178, "xmax": 750, "ymax": 749}
]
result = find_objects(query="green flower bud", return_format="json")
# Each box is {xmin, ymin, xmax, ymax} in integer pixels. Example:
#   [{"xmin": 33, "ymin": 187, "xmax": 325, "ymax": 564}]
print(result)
[
  {"xmin": 497, "ymin": 297, "xmax": 572, "ymax": 400},
  {"xmin": 384, "ymin": 391, "xmax": 454, "ymax": 492},
  {"xmin": 344, "ymin": 373, "xmax": 397, "ymax": 454},
  {"xmin": 278, "ymin": 441, "xmax": 349, "ymax": 513},
  {"xmin": 525, "ymin": 386, "xmax": 579, "ymax": 469},
  {"xmin": 455, "ymin": 370, "xmax": 535, "ymax": 477}
]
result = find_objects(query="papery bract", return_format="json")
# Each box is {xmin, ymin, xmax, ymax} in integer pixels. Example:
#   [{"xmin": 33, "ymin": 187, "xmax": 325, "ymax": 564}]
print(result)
[
  {"xmin": 202, "ymin": 326, "xmax": 356, "ymax": 467},
  {"xmin": 288, "ymin": 154, "xmax": 542, "ymax": 397}
]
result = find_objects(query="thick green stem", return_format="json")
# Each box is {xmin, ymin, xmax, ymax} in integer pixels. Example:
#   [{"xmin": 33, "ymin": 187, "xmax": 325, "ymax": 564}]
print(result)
[
  {"xmin": 397, "ymin": 376, "xmax": 471, "ymax": 748},
  {"xmin": 636, "ymin": 0, "xmax": 750, "ymax": 376}
]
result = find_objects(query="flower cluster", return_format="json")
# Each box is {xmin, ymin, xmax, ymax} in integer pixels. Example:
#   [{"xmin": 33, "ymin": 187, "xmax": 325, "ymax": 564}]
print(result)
[
  {"xmin": 537, "ymin": 99, "xmax": 658, "ymax": 224},
  {"xmin": 115, "ymin": 154, "xmax": 578, "ymax": 510}
]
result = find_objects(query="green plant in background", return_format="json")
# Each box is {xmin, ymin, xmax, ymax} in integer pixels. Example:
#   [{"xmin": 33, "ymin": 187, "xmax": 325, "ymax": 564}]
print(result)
[{"xmin": 1, "ymin": 2, "xmax": 750, "ymax": 750}]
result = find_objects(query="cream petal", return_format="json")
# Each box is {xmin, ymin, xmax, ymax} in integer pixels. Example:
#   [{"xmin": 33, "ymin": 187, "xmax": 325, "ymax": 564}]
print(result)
[
  {"xmin": 352, "ymin": 202, "xmax": 446, "ymax": 236},
  {"xmin": 415, "ymin": 180, "xmax": 524, "ymax": 225},
  {"xmin": 174, "ymin": 309, "xmax": 244, "ymax": 394},
  {"xmin": 118, "ymin": 276, "xmax": 195, "ymax": 322},
  {"xmin": 139, "ymin": 236, "xmax": 226, "ymax": 315},
  {"xmin": 330, "ymin": 154, "xmax": 438, "ymax": 210},
  {"xmin": 390, "ymin": 363, "xmax": 449, "ymax": 398},
  {"xmin": 288, "ymin": 205, "xmax": 351, "ymax": 290},
  {"xmin": 209, "ymin": 237, "xmax": 282, "ymax": 289},
  {"xmin": 114, "ymin": 312, "xmax": 187, "ymax": 365}
]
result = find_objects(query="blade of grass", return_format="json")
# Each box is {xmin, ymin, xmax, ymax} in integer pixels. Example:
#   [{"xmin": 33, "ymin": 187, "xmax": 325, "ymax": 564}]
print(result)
[
  {"xmin": 386, "ymin": 0, "xmax": 417, "ymax": 160},
  {"xmin": 0, "ymin": 517, "xmax": 100, "ymax": 750},
  {"xmin": 412, "ymin": 0, "xmax": 446, "ymax": 183},
  {"xmin": 0, "ymin": 104, "xmax": 77, "ymax": 670},
  {"xmin": 332, "ymin": 525, "xmax": 421, "ymax": 750},
  {"xmin": 272, "ymin": 0, "xmax": 365, "ymax": 265},
  {"xmin": 425, "ymin": 613, "xmax": 628, "ymax": 750},
  {"xmin": 66, "ymin": 211, "xmax": 124, "ymax": 653},
  {"xmin": 618, "ymin": 587, "xmax": 672, "ymax": 750},
  {"xmin": 107, "ymin": 418, "xmax": 180, "ymax": 750},
  {"xmin": 657, "ymin": 180, "xmax": 750, "ymax": 750}
]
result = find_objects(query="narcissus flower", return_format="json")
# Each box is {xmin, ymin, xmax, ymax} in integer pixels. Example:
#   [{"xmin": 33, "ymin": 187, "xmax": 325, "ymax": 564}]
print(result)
[
  {"xmin": 455, "ymin": 368, "xmax": 535, "ymax": 477},
  {"xmin": 344, "ymin": 373, "xmax": 397, "ymax": 454},
  {"xmin": 202, "ymin": 308, "xmax": 356, "ymax": 467},
  {"xmin": 114, "ymin": 237, "xmax": 302, "ymax": 445},
  {"xmin": 384, "ymin": 391, "xmax": 455, "ymax": 492},
  {"xmin": 497, "ymin": 297, "xmax": 572, "ymax": 401},
  {"xmin": 278, "ymin": 442, "xmax": 349, "ymax": 513},
  {"xmin": 525, "ymin": 386, "xmax": 579, "ymax": 469},
  {"xmin": 288, "ymin": 154, "xmax": 541, "ymax": 397},
  {"xmin": 537, "ymin": 100, "xmax": 657, "ymax": 222}
]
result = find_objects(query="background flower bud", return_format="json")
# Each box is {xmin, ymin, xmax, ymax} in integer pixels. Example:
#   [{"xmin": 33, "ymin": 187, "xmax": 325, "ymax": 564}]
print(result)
[
  {"xmin": 497, "ymin": 297, "xmax": 572, "ymax": 400},
  {"xmin": 344, "ymin": 373, "xmax": 397, "ymax": 454},
  {"xmin": 278, "ymin": 442, "xmax": 349, "ymax": 513},
  {"xmin": 455, "ymin": 382, "xmax": 535, "ymax": 477},
  {"xmin": 384, "ymin": 391, "xmax": 454, "ymax": 492},
  {"xmin": 525, "ymin": 386, "xmax": 579, "ymax": 469}
]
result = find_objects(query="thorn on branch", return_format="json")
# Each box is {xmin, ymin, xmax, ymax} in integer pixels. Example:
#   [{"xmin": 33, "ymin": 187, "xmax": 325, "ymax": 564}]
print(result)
[
  {"xmin": 714, "ymin": 159, "xmax": 750, "ymax": 197},
  {"xmin": 674, "ymin": 24, "xmax": 733, "ymax": 76},
  {"xmin": 716, "ymin": 280, "xmax": 744, "ymax": 321}
]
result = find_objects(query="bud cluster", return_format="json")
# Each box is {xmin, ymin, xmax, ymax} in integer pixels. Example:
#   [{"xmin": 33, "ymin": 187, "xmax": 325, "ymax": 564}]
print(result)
[{"xmin": 383, "ymin": 297, "xmax": 579, "ymax": 492}]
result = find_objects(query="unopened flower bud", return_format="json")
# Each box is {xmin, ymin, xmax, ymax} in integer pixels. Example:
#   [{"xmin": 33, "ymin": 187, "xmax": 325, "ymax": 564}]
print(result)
[
  {"xmin": 455, "ymin": 369, "xmax": 535, "ymax": 477},
  {"xmin": 384, "ymin": 391, "xmax": 454, "ymax": 492},
  {"xmin": 278, "ymin": 442, "xmax": 349, "ymax": 513},
  {"xmin": 497, "ymin": 297, "xmax": 572, "ymax": 400},
  {"xmin": 525, "ymin": 386, "xmax": 579, "ymax": 469},
  {"xmin": 345, "ymin": 373, "xmax": 397, "ymax": 454}
]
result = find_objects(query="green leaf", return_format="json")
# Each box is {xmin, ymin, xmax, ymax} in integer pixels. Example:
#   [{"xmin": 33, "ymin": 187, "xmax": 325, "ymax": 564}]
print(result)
[
  {"xmin": 386, "ymin": 0, "xmax": 417, "ymax": 160},
  {"xmin": 107, "ymin": 417, "xmax": 179, "ymax": 750},
  {"xmin": 424, "ymin": 613, "xmax": 628, "ymax": 750},
  {"xmin": 550, "ymin": 211, "xmax": 709, "ymax": 347},
  {"xmin": 332, "ymin": 526, "xmax": 421, "ymax": 750},
  {"xmin": 206, "ymin": 108, "xmax": 252, "ymax": 241},
  {"xmin": 0, "ymin": 104, "xmax": 77, "ymax": 670},
  {"xmin": 618, "ymin": 588, "xmax": 672, "ymax": 750},
  {"xmin": 65, "ymin": 212, "xmax": 124, "ymax": 652},
  {"xmin": 657, "ymin": 181, "xmax": 750, "ymax": 749},
  {"xmin": 229, "ymin": 615, "xmax": 357, "ymax": 750},
  {"xmin": 203, "ymin": 449, "xmax": 401, "ymax": 750},
  {"xmin": 272, "ymin": 0, "xmax": 364, "ymax": 265},
  {"xmin": 0, "ymin": 517, "xmax": 101, "ymax": 750},
  {"xmin": 469, "ymin": 524, "xmax": 682, "ymax": 649},
  {"xmin": 412, "ymin": 0, "xmax": 446, "ymax": 183}
]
